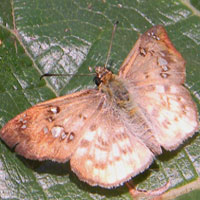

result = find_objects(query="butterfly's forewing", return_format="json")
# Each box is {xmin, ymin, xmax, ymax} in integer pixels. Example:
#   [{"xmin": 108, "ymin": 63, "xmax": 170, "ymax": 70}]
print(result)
[
  {"xmin": 119, "ymin": 25, "xmax": 185, "ymax": 86},
  {"xmin": 119, "ymin": 25, "xmax": 199, "ymax": 150},
  {"xmin": 0, "ymin": 89, "xmax": 104, "ymax": 162},
  {"xmin": 70, "ymin": 108, "xmax": 154, "ymax": 187}
]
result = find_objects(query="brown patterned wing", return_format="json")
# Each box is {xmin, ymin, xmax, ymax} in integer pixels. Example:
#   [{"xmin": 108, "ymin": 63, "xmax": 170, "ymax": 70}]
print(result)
[
  {"xmin": 70, "ymin": 108, "xmax": 154, "ymax": 188},
  {"xmin": 0, "ymin": 89, "xmax": 103, "ymax": 162},
  {"xmin": 0, "ymin": 89, "xmax": 155, "ymax": 187},
  {"xmin": 119, "ymin": 25, "xmax": 199, "ymax": 150},
  {"xmin": 119, "ymin": 25, "xmax": 185, "ymax": 86},
  {"xmin": 132, "ymin": 84, "xmax": 199, "ymax": 151}
]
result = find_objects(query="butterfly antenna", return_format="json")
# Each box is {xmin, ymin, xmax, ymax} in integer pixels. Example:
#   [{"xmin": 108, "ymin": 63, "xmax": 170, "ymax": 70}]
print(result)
[
  {"xmin": 40, "ymin": 73, "xmax": 71, "ymax": 80},
  {"xmin": 40, "ymin": 72, "xmax": 95, "ymax": 80},
  {"xmin": 104, "ymin": 21, "xmax": 119, "ymax": 68}
]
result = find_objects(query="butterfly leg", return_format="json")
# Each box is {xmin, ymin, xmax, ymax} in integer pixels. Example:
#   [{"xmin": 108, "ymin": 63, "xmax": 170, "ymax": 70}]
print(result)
[{"xmin": 126, "ymin": 180, "xmax": 170, "ymax": 200}]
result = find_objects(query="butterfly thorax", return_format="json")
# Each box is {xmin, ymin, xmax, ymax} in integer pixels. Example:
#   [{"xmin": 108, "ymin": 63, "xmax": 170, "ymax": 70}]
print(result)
[{"xmin": 95, "ymin": 67, "xmax": 133, "ymax": 112}]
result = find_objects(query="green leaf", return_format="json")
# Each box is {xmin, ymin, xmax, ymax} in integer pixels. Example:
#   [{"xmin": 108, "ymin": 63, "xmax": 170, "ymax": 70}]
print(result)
[{"xmin": 0, "ymin": 0, "xmax": 199, "ymax": 199}]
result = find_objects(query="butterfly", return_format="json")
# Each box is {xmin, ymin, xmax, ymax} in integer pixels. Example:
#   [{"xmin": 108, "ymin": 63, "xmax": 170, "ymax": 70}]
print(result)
[{"xmin": 0, "ymin": 25, "xmax": 199, "ymax": 189}]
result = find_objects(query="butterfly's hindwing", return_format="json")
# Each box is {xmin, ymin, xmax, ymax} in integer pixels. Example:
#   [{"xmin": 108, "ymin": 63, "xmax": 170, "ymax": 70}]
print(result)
[
  {"xmin": 132, "ymin": 84, "xmax": 198, "ymax": 150},
  {"xmin": 71, "ymin": 109, "xmax": 154, "ymax": 187}
]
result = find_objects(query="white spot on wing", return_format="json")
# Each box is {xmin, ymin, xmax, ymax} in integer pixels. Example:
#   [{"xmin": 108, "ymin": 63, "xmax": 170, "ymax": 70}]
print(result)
[
  {"xmin": 21, "ymin": 124, "xmax": 27, "ymax": 129},
  {"xmin": 43, "ymin": 127, "xmax": 48, "ymax": 134},
  {"xmin": 50, "ymin": 107, "xmax": 59, "ymax": 114},
  {"xmin": 61, "ymin": 132, "xmax": 67, "ymax": 139},
  {"xmin": 155, "ymin": 85, "xmax": 165, "ymax": 93},
  {"xmin": 112, "ymin": 143, "xmax": 120, "ymax": 158},
  {"xmin": 162, "ymin": 65, "xmax": 169, "ymax": 71},
  {"xmin": 51, "ymin": 126, "xmax": 64, "ymax": 138},
  {"xmin": 169, "ymin": 86, "xmax": 178, "ymax": 93},
  {"xmin": 76, "ymin": 147, "xmax": 87, "ymax": 156},
  {"xmin": 158, "ymin": 57, "xmax": 168, "ymax": 66},
  {"xmin": 86, "ymin": 159, "xmax": 92, "ymax": 168},
  {"xmin": 84, "ymin": 130, "xmax": 96, "ymax": 142},
  {"xmin": 69, "ymin": 132, "xmax": 75, "ymax": 141},
  {"xmin": 105, "ymin": 163, "xmax": 117, "ymax": 184},
  {"xmin": 95, "ymin": 148, "xmax": 107, "ymax": 163}
]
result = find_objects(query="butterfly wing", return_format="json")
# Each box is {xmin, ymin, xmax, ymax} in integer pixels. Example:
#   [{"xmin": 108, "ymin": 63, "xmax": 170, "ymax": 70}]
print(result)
[
  {"xmin": 0, "ymin": 89, "xmax": 104, "ymax": 162},
  {"xmin": 70, "ymin": 108, "xmax": 154, "ymax": 188},
  {"xmin": 1, "ymin": 88, "xmax": 154, "ymax": 188},
  {"xmin": 119, "ymin": 25, "xmax": 199, "ymax": 150},
  {"xmin": 119, "ymin": 25, "xmax": 185, "ymax": 86},
  {"xmin": 132, "ymin": 84, "xmax": 198, "ymax": 150}
]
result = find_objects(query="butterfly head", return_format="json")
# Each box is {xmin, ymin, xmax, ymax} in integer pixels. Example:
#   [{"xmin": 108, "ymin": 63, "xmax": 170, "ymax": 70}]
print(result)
[{"xmin": 93, "ymin": 67, "xmax": 113, "ymax": 86}]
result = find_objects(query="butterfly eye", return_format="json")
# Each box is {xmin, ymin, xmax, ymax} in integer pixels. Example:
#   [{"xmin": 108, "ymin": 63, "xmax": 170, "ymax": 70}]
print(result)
[{"xmin": 93, "ymin": 76, "xmax": 102, "ymax": 86}]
